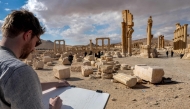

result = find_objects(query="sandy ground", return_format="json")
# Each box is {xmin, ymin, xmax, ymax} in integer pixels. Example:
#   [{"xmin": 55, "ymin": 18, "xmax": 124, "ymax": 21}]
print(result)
[{"xmin": 35, "ymin": 50, "xmax": 190, "ymax": 109}]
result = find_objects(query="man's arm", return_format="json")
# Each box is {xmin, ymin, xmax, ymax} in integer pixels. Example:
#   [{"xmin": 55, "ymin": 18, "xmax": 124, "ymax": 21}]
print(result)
[{"xmin": 41, "ymin": 80, "xmax": 70, "ymax": 91}]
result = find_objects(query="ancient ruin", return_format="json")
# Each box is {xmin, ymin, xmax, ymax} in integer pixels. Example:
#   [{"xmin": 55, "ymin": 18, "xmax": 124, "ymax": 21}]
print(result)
[
  {"xmin": 140, "ymin": 16, "xmax": 158, "ymax": 58},
  {"xmin": 95, "ymin": 37, "xmax": 110, "ymax": 51},
  {"xmin": 173, "ymin": 23, "xmax": 188, "ymax": 54},
  {"xmin": 54, "ymin": 40, "xmax": 66, "ymax": 54},
  {"xmin": 121, "ymin": 10, "xmax": 134, "ymax": 56},
  {"xmin": 158, "ymin": 35, "xmax": 165, "ymax": 49}
]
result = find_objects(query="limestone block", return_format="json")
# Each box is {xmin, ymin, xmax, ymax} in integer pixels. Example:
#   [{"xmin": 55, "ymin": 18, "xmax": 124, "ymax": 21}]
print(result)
[
  {"xmin": 33, "ymin": 60, "xmax": 44, "ymax": 70},
  {"xmin": 101, "ymin": 65, "xmax": 113, "ymax": 74},
  {"xmin": 105, "ymin": 56, "xmax": 113, "ymax": 61},
  {"xmin": 106, "ymin": 61, "xmax": 115, "ymax": 65},
  {"xmin": 47, "ymin": 62, "xmax": 53, "ymax": 66},
  {"xmin": 73, "ymin": 58, "xmax": 82, "ymax": 62},
  {"xmin": 84, "ymin": 55, "xmax": 95, "ymax": 61},
  {"xmin": 62, "ymin": 57, "xmax": 71, "ymax": 65},
  {"xmin": 83, "ymin": 60, "xmax": 91, "ymax": 66},
  {"xmin": 81, "ymin": 66, "xmax": 93, "ymax": 77},
  {"xmin": 133, "ymin": 65, "xmax": 164, "ymax": 83},
  {"xmin": 26, "ymin": 60, "xmax": 32, "ymax": 66},
  {"xmin": 104, "ymin": 53, "xmax": 111, "ymax": 57},
  {"xmin": 120, "ymin": 64, "xmax": 130, "ymax": 70},
  {"xmin": 43, "ymin": 56, "xmax": 52, "ymax": 63},
  {"xmin": 53, "ymin": 65, "xmax": 70, "ymax": 79},
  {"xmin": 91, "ymin": 61, "xmax": 95, "ymax": 66},
  {"xmin": 70, "ymin": 62, "xmax": 82, "ymax": 72},
  {"xmin": 100, "ymin": 56, "xmax": 105, "ymax": 60},
  {"xmin": 113, "ymin": 73, "xmax": 137, "ymax": 87},
  {"xmin": 101, "ymin": 73, "xmax": 113, "ymax": 79}
]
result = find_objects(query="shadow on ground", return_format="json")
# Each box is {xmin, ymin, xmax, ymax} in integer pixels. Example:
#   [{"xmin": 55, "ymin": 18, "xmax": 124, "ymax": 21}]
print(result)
[{"xmin": 66, "ymin": 77, "xmax": 83, "ymax": 81}]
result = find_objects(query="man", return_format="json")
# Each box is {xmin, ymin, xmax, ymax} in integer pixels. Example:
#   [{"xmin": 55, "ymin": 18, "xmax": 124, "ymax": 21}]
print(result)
[
  {"xmin": 0, "ymin": 10, "xmax": 69, "ymax": 109},
  {"xmin": 166, "ymin": 50, "xmax": 168, "ymax": 57},
  {"xmin": 68, "ymin": 53, "xmax": 73, "ymax": 64}
]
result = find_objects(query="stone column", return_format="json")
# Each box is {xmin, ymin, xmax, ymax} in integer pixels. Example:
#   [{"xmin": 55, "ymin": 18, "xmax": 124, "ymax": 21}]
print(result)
[
  {"xmin": 158, "ymin": 36, "xmax": 160, "ymax": 49},
  {"xmin": 162, "ymin": 36, "xmax": 165, "ymax": 48},
  {"xmin": 96, "ymin": 39, "xmax": 98, "ymax": 49},
  {"xmin": 90, "ymin": 39, "xmax": 92, "ymax": 51},
  {"xmin": 147, "ymin": 16, "xmax": 153, "ymax": 46},
  {"xmin": 121, "ymin": 22, "xmax": 126, "ymax": 55},
  {"xmin": 184, "ymin": 24, "xmax": 188, "ymax": 49},
  {"xmin": 108, "ymin": 38, "xmax": 110, "ymax": 51},
  {"xmin": 54, "ymin": 41, "xmax": 56, "ymax": 53},
  {"xmin": 127, "ymin": 27, "xmax": 134, "ymax": 56},
  {"xmin": 128, "ymin": 36, "xmax": 132, "ymax": 56},
  {"xmin": 102, "ymin": 39, "xmax": 104, "ymax": 51}
]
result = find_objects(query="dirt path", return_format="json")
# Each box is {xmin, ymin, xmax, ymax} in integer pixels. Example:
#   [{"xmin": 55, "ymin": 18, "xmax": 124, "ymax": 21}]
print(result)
[{"xmin": 35, "ymin": 50, "xmax": 190, "ymax": 109}]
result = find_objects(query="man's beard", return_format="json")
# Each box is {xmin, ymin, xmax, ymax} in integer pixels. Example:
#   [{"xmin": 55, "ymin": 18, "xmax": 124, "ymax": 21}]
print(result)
[{"xmin": 19, "ymin": 41, "xmax": 33, "ymax": 59}]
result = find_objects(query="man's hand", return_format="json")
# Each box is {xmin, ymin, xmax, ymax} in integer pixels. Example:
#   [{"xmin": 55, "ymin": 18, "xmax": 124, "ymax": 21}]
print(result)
[
  {"xmin": 49, "ymin": 96, "xmax": 62, "ymax": 109},
  {"xmin": 56, "ymin": 80, "xmax": 70, "ymax": 88}
]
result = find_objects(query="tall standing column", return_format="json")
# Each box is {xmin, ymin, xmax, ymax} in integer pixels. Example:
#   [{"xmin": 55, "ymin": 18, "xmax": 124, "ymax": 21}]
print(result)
[
  {"xmin": 102, "ymin": 39, "xmax": 104, "ymax": 51},
  {"xmin": 147, "ymin": 16, "xmax": 153, "ymax": 46},
  {"xmin": 108, "ymin": 38, "xmax": 110, "ymax": 51},
  {"xmin": 54, "ymin": 41, "xmax": 56, "ymax": 53},
  {"xmin": 128, "ymin": 27, "xmax": 134, "ymax": 56},
  {"xmin": 128, "ymin": 37, "xmax": 131, "ymax": 56},
  {"xmin": 90, "ymin": 39, "xmax": 92, "ymax": 51},
  {"xmin": 184, "ymin": 24, "xmax": 188, "ymax": 49},
  {"xmin": 121, "ymin": 22, "xmax": 126, "ymax": 55},
  {"xmin": 58, "ymin": 41, "xmax": 60, "ymax": 53},
  {"xmin": 162, "ymin": 36, "xmax": 165, "ymax": 48},
  {"xmin": 96, "ymin": 39, "xmax": 98, "ymax": 49},
  {"xmin": 158, "ymin": 36, "xmax": 160, "ymax": 49}
]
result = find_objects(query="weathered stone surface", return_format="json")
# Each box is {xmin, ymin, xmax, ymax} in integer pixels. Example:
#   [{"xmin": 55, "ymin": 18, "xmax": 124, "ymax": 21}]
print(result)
[
  {"xmin": 47, "ymin": 62, "xmax": 53, "ymax": 66},
  {"xmin": 105, "ymin": 56, "xmax": 113, "ymax": 61},
  {"xmin": 133, "ymin": 64, "xmax": 164, "ymax": 83},
  {"xmin": 101, "ymin": 65, "xmax": 113, "ymax": 73},
  {"xmin": 101, "ymin": 73, "xmax": 113, "ymax": 79},
  {"xmin": 43, "ymin": 56, "xmax": 52, "ymax": 63},
  {"xmin": 62, "ymin": 57, "xmax": 71, "ymax": 65},
  {"xmin": 70, "ymin": 62, "xmax": 82, "ymax": 72},
  {"xmin": 91, "ymin": 61, "xmax": 95, "ymax": 66},
  {"xmin": 81, "ymin": 66, "xmax": 93, "ymax": 77},
  {"xmin": 83, "ymin": 60, "xmax": 91, "ymax": 66},
  {"xmin": 73, "ymin": 58, "xmax": 83, "ymax": 62},
  {"xmin": 84, "ymin": 55, "xmax": 95, "ymax": 61},
  {"xmin": 113, "ymin": 73, "xmax": 137, "ymax": 87},
  {"xmin": 53, "ymin": 65, "xmax": 70, "ymax": 79},
  {"xmin": 33, "ymin": 59, "xmax": 44, "ymax": 70}
]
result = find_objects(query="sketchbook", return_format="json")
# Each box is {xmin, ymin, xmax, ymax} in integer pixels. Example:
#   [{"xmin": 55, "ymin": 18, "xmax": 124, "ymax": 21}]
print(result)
[{"xmin": 42, "ymin": 87, "xmax": 110, "ymax": 109}]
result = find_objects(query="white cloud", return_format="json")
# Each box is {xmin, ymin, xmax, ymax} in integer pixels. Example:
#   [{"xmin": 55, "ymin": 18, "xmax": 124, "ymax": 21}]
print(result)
[
  {"xmin": 4, "ymin": 8, "xmax": 10, "ymax": 11},
  {"xmin": 23, "ymin": 0, "xmax": 190, "ymax": 45}
]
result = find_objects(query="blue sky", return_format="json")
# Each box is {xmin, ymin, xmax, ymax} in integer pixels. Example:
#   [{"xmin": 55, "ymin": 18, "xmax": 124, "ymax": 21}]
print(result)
[{"xmin": 0, "ymin": 0, "xmax": 190, "ymax": 45}]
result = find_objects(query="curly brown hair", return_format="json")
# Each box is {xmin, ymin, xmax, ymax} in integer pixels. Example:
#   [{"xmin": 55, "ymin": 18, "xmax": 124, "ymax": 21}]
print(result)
[{"xmin": 1, "ymin": 9, "xmax": 45, "ymax": 38}]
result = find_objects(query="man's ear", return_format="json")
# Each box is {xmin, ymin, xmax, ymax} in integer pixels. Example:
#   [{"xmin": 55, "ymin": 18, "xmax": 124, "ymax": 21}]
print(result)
[{"xmin": 23, "ymin": 30, "xmax": 32, "ymax": 41}]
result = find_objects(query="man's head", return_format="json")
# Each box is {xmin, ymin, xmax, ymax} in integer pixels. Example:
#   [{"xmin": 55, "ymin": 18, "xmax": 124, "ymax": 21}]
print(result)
[{"xmin": 1, "ymin": 9, "xmax": 45, "ymax": 59}]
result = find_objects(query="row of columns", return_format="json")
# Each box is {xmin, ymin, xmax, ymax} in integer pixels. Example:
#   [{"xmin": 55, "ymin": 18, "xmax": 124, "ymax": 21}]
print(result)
[
  {"xmin": 173, "ymin": 23, "xmax": 188, "ymax": 51},
  {"xmin": 95, "ymin": 38, "xmax": 110, "ymax": 51},
  {"xmin": 158, "ymin": 35, "xmax": 165, "ymax": 49},
  {"xmin": 54, "ymin": 40, "xmax": 65, "ymax": 54}
]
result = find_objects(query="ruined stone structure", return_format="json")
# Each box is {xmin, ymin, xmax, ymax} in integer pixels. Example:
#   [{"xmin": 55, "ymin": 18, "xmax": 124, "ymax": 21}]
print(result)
[
  {"xmin": 147, "ymin": 16, "xmax": 153, "ymax": 46},
  {"xmin": 89, "ymin": 39, "xmax": 93, "ymax": 51},
  {"xmin": 95, "ymin": 38, "xmax": 110, "ymax": 51},
  {"xmin": 173, "ymin": 23, "xmax": 188, "ymax": 54},
  {"xmin": 140, "ymin": 16, "xmax": 158, "ymax": 58},
  {"xmin": 54, "ymin": 40, "xmax": 66, "ymax": 54},
  {"xmin": 121, "ymin": 10, "xmax": 134, "ymax": 56},
  {"xmin": 158, "ymin": 35, "xmax": 165, "ymax": 49}
]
